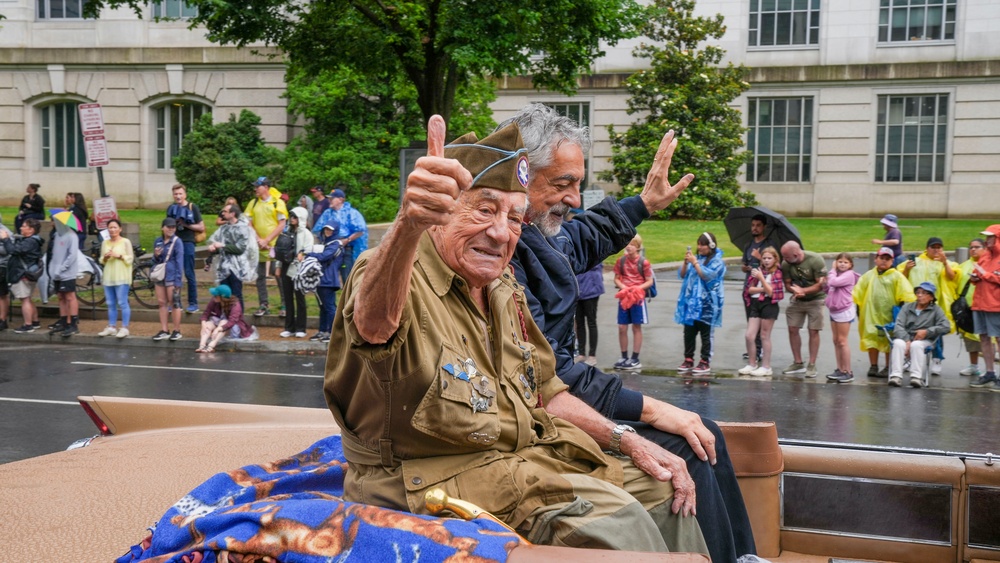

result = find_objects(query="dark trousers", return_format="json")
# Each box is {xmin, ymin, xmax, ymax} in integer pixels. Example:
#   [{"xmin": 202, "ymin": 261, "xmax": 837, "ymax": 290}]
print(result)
[
  {"xmin": 575, "ymin": 297, "xmax": 600, "ymax": 356},
  {"xmin": 221, "ymin": 272, "xmax": 243, "ymax": 312},
  {"xmin": 340, "ymin": 245, "xmax": 355, "ymax": 286},
  {"xmin": 279, "ymin": 261, "xmax": 307, "ymax": 333},
  {"xmin": 684, "ymin": 320, "xmax": 713, "ymax": 361},
  {"xmin": 317, "ymin": 286, "xmax": 338, "ymax": 333},
  {"xmin": 255, "ymin": 261, "xmax": 284, "ymax": 310},
  {"xmin": 182, "ymin": 241, "xmax": 198, "ymax": 307},
  {"xmin": 14, "ymin": 212, "xmax": 43, "ymax": 232},
  {"xmin": 631, "ymin": 419, "xmax": 757, "ymax": 563}
]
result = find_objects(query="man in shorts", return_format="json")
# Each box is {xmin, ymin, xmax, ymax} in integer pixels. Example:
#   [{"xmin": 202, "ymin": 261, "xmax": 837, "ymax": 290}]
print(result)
[
  {"xmin": 0, "ymin": 218, "xmax": 44, "ymax": 333},
  {"xmin": 780, "ymin": 241, "xmax": 828, "ymax": 377},
  {"xmin": 969, "ymin": 225, "xmax": 1000, "ymax": 390}
]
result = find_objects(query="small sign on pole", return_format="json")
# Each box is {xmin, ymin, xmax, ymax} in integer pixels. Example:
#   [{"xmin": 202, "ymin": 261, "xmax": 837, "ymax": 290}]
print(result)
[
  {"xmin": 78, "ymin": 103, "xmax": 105, "ymax": 136},
  {"xmin": 84, "ymin": 135, "xmax": 110, "ymax": 168},
  {"xmin": 93, "ymin": 196, "xmax": 119, "ymax": 231},
  {"xmin": 78, "ymin": 102, "xmax": 110, "ymax": 197}
]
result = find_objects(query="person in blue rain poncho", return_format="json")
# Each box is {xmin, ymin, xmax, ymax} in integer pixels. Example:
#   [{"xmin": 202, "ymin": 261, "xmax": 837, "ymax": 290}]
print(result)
[{"xmin": 675, "ymin": 232, "xmax": 727, "ymax": 375}]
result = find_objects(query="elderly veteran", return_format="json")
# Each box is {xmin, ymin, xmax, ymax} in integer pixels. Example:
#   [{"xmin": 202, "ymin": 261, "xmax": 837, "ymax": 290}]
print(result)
[{"xmin": 324, "ymin": 117, "xmax": 707, "ymax": 554}]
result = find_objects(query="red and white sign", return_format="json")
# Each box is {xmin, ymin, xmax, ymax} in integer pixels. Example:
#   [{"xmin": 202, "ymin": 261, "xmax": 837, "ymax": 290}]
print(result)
[
  {"xmin": 93, "ymin": 196, "xmax": 119, "ymax": 231},
  {"xmin": 78, "ymin": 103, "xmax": 105, "ymax": 136},
  {"xmin": 84, "ymin": 135, "xmax": 110, "ymax": 167}
]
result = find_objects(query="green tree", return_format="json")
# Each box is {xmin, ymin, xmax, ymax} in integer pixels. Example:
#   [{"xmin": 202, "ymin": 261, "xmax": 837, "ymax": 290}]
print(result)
[
  {"xmin": 279, "ymin": 65, "xmax": 496, "ymax": 223},
  {"xmin": 173, "ymin": 110, "xmax": 280, "ymax": 210},
  {"xmin": 90, "ymin": 0, "xmax": 643, "ymax": 126},
  {"xmin": 600, "ymin": 0, "xmax": 755, "ymax": 220}
]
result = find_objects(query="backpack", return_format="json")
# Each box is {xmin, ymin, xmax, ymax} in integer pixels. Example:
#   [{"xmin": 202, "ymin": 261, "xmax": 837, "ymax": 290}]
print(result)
[
  {"xmin": 951, "ymin": 280, "xmax": 975, "ymax": 334},
  {"xmin": 617, "ymin": 256, "xmax": 657, "ymax": 299},
  {"xmin": 274, "ymin": 230, "xmax": 297, "ymax": 264}
]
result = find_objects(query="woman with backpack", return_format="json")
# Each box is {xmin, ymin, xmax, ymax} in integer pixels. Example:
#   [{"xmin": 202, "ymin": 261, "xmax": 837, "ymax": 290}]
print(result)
[{"xmin": 276, "ymin": 207, "xmax": 314, "ymax": 338}]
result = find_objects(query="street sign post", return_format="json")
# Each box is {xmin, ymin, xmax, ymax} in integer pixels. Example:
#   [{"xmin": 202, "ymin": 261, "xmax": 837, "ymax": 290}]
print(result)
[{"xmin": 78, "ymin": 103, "xmax": 109, "ymax": 197}]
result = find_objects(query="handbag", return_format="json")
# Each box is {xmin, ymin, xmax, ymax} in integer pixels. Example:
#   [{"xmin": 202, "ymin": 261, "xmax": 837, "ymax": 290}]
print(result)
[
  {"xmin": 149, "ymin": 238, "xmax": 177, "ymax": 283},
  {"xmin": 20, "ymin": 256, "xmax": 43, "ymax": 282},
  {"xmin": 951, "ymin": 280, "xmax": 975, "ymax": 334},
  {"xmin": 190, "ymin": 204, "xmax": 207, "ymax": 244}
]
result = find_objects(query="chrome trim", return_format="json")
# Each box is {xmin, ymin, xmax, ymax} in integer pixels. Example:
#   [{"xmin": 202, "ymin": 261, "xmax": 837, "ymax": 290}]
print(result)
[
  {"xmin": 780, "ymin": 526, "xmax": 953, "ymax": 547},
  {"xmin": 779, "ymin": 438, "xmax": 997, "ymax": 461},
  {"xmin": 783, "ymin": 471, "xmax": 957, "ymax": 490}
]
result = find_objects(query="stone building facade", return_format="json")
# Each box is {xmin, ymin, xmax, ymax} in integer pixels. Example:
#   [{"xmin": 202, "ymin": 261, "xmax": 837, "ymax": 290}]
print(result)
[{"xmin": 2, "ymin": 1, "xmax": 999, "ymax": 217}]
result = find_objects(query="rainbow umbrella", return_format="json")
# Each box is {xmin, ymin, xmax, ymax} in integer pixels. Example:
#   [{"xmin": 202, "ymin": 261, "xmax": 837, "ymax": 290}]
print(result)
[{"xmin": 50, "ymin": 208, "xmax": 83, "ymax": 232}]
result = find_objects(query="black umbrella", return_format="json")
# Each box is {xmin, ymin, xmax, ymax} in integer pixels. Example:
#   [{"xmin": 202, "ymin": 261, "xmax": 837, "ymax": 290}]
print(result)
[{"xmin": 724, "ymin": 206, "xmax": 803, "ymax": 252}]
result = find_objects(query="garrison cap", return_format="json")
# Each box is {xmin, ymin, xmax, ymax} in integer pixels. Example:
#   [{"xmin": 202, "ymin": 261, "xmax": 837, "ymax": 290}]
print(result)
[{"xmin": 444, "ymin": 123, "xmax": 529, "ymax": 193}]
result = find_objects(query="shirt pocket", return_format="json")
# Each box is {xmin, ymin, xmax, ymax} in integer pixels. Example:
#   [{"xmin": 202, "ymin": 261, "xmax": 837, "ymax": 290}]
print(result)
[{"xmin": 410, "ymin": 343, "xmax": 500, "ymax": 448}]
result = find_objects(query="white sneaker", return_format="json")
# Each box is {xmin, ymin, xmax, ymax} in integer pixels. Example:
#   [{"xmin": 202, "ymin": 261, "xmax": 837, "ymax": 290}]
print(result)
[
  {"xmin": 98, "ymin": 326, "xmax": 117, "ymax": 337},
  {"xmin": 737, "ymin": 364, "xmax": 756, "ymax": 375},
  {"xmin": 750, "ymin": 366, "xmax": 773, "ymax": 377},
  {"xmin": 279, "ymin": 331, "xmax": 293, "ymax": 338},
  {"xmin": 960, "ymin": 364, "xmax": 982, "ymax": 377},
  {"xmin": 115, "ymin": 327, "xmax": 129, "ymax": 339},
  {"xmin": 930, "ymin": 358, "xmax": 942, "ymax": 375},
  {"xmin": 294, "ymin": 332, "xmax": 307, "ymax": 338}
]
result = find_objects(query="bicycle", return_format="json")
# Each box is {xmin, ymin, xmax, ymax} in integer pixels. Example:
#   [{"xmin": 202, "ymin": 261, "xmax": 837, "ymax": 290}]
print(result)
[{"xmin": 75, "ymin": 239, "xmax": 159, "ymax": 309}]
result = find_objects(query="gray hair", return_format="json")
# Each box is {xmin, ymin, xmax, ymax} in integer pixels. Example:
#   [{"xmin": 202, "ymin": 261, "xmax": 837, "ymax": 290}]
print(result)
[{"xmin": 495, "ymin": 103, "xmax": 591, "ymax": 180}]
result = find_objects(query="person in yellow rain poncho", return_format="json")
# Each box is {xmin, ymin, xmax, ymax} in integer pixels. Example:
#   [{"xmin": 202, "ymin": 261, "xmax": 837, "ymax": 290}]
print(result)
[
  {"xmin": 854, "ymin": 247, "xmax": 916, "ymax": 379},
  {"xmin": 956, "ymin": 238, "xmax": 986, "ymax": 378},
  {"xmin": 898, "ymin": 236, "xmax": 960, "ymax": 374}
]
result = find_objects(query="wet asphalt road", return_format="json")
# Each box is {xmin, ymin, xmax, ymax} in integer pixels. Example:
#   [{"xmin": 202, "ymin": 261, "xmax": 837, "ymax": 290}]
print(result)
[{"xmin": 2, "ymin": 340, "xmax": 998, "ymax": 466}]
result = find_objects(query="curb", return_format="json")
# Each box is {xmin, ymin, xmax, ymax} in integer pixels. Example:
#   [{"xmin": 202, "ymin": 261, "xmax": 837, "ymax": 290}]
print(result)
[{"xmin": 0, "ymin": 330, "xmax": 329, "ymax": 355}]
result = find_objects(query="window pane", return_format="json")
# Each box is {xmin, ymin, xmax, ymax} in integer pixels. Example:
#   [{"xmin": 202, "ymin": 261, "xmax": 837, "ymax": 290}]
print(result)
[
  {"xmin": 761, "ymin": 13, "xmax": 776, "ymax": 45},
  {"xmin": 876, "ymin": 94, "xmax": 947, "ymax": 182},
  {"xmin": 746, "ymin": 96, "xmax": 813, "ymax": 182},
  {"xmin": 792, "ymin": 12, "xmax": 807, "ymax": 44},
  {"xmin": 776, "ymin": 12, "xmax": 791, "ymax": 45}
]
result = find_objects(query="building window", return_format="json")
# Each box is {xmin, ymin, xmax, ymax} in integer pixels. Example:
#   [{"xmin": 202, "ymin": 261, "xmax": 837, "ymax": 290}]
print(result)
[
  {"xmin": 37, "ymin": 0, "xmax": 87, "ymax": 19},
  {"xmin": 154, "ymin": 102, "xmax": 209, "ymax": 170},
  {"xmin": 151, "ymin": 0, "xmax": 198, "ymax": 19},
  {"xmin": 749, "ymin": 0, "xmax": 820, "ymax": 47},
  {"xmin": 746, "ymin": 97, "xmax": 813, "ymax": 182},
  {"xmin": 541, "ymin": 101, "xmax": 590, "ymax": 189},
  {"xmin": 876, "ymin": 94, "xmax": 947, "ymax": 182},
  {"xmin": 879, "ymin": 0, "xmax": 956, "ymax": 43},
  {"xmin": 41, "ymin": 102, "xmax": 86, "ymax": 169}
]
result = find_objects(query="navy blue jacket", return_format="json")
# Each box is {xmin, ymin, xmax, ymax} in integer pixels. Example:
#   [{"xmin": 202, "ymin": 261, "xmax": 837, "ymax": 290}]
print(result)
[
  {"xmin": 307, "ymin": 236, "xmax": 344, "ymax": 289},
  {"xmin": 511, "ymin": 195, "xmax": 648, "ymax": 420},
  {"xmin": 577, "ymin": 264, "xmax": 605, "ymax": 301}
]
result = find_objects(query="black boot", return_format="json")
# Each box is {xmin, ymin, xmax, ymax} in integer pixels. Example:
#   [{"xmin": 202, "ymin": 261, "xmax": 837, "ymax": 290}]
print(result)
[
  {"xmin": 61, "ymin": 317, "xmax": 79, "ymax": 337},
  {"xmin": 48, "ymin": 318, "xmax": 68, "ymax": 333}
]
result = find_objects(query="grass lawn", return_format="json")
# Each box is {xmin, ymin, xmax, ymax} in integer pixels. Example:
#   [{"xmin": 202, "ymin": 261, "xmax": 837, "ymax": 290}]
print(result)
[
  {"xmin": 4, "ymin": 205, "xmax": 987, "ymax": 265},
  {"xmin": 634, "ymin": 217, "xmax": 990, "ymax": 265}
]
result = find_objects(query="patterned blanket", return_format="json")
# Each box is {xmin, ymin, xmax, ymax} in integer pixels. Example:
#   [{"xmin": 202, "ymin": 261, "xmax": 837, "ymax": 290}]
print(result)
[{"xmin": 117, "ymin": 435, "xmax": 522, "ymax": 562}]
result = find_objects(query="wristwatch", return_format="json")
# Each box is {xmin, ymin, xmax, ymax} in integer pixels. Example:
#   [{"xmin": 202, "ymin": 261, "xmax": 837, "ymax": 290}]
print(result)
[{"xmin": 608, "ymin": 424, "xmax": 636, "ymax": 456}]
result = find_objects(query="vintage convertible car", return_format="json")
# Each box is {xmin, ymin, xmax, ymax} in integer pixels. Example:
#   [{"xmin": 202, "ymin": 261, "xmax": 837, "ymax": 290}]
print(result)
[{"xmin": 2, "ymin": 396, "xmax": 998, "ymax": 562}]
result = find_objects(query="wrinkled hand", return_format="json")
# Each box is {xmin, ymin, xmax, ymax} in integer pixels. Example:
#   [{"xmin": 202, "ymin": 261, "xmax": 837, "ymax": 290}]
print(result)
[
  {"xmin": 400, "ymin": 115, "xmax": 473, "ymax": 234},
  {"xmin": 621, "ymin": 432, "xmax": 697, "ymax": 516},
  {"xmin": 639, "ymin": 130, "xmax": 695, "ymax": 214},
  {"xmin": 914, "ymin": 329, "xmax": 928, "ymax": 341},
  {"xmin": 642, "ymin": 398, "xmax": 718, "ymax": 465}
]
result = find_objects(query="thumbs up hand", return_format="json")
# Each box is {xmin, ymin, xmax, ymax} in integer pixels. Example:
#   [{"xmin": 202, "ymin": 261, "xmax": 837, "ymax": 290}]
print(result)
[{"xmin": 400, "ymin": 115, "xmax": 474, "ymax": 233}]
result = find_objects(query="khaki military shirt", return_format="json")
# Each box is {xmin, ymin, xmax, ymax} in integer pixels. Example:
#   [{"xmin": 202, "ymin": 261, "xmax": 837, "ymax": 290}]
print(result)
[{"xmin": 324, "ymin": 234, "xmax": 622, "ymax": 528}]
